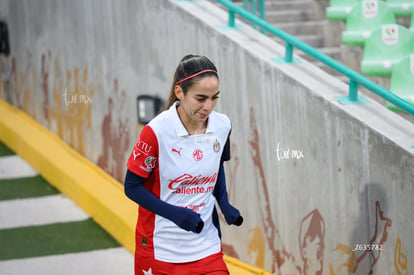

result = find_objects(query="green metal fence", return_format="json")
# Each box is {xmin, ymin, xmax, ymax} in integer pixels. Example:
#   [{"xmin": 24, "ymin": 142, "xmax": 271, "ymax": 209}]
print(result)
[{"xmin": 215, "ymin": 0, "xmax": 414, "ymax": 116}]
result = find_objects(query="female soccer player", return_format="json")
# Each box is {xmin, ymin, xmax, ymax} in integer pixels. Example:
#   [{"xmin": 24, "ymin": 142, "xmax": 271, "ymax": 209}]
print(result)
[{"xmin": 124, "ymin": 54, "xmax": 243, "ymax": 275}]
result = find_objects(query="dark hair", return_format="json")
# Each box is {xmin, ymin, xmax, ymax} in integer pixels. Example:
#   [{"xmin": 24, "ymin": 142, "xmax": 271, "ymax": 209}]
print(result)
[{"xmin": 165, "ymin": 55, "xmax": 218, "ymax": 109}]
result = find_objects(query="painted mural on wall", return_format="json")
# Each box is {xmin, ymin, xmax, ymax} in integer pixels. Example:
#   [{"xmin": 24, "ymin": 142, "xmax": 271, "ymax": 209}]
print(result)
[
  {"xmin": 1, "ymin": 55, "xmax": 35, "ymax": 115},
  {"xmin": 97, "ymin": 79, "xmax": 131, "ymax": 182},
  {"xmin": 0, "ymin": 51, "xmax": 130, "ymax": 182},
  {"xmin": 395, "ymin": 237, "xmax": 408, "ymax": 275},
  {"xmin": 1, "ymin": 51, "xmax": 409, "ymax": 274},
  {"xmin": 225, "ymin": 107, "xmax": 405, "ymax": 275}
]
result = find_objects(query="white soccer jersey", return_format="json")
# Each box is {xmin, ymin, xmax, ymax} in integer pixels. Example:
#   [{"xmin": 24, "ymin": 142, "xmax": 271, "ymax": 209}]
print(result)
[{"xmin": 127, "ymin": 101, "xmax": 231, "ymax": 263}]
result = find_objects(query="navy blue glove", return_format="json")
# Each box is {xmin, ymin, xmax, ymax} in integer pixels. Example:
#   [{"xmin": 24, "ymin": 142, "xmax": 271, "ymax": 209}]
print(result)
[
  {"xmin": 214, "ymin": 164, "xmax": 243, "ymax": 226},
  {"xmin": 124, "ymin": 170, "xmax": 204, "ymax": 233},
  {"xmin": 170, "ymin": 207, "xmax": 204, "ymax": 233}
]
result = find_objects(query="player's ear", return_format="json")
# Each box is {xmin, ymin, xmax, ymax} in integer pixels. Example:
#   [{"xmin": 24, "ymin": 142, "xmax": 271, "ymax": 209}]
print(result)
[{"xmin": 175, "ymin": 85, "xmax": 184, "ymax": 101}]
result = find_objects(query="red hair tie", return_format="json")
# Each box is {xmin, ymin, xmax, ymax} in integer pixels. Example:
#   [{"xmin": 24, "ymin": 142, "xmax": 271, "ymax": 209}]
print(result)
[{"xmin": 176, "ymin": 69, "xmax": 217, "ymax": 85}]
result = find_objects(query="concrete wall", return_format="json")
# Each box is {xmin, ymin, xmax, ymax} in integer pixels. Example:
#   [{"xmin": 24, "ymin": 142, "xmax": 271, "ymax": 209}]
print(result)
[{"xmin": 1, "ymin": 0, "xmax": 413, "ymax": 274}]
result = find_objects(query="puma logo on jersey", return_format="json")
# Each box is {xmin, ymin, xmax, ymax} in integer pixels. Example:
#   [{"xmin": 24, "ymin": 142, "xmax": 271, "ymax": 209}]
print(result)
[
  {"xmin": 133, "ymin": 150, "xmax": 141, "ymax": 160},
  {"xmin": 172, "ymin": 147, "xmax": 182, "ymax": 157}
]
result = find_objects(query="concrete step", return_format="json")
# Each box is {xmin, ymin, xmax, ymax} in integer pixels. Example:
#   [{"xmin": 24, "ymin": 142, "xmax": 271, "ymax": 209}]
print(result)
[
  {"xmin": 266, "ymin": 9, "xmax": 316, "ymax": 23},
  {"xmin": 296, "ymin": 47, "xmax": 342, "ymax": 61},
  {"xmin": 264, "ymin": 0, "xmax": 314, "ymax": 10},
  {"xmin": 211, "ymin": 0, "xmax": 347, "ymax": 84},
  {"xmin": 272, "ymin": 20, "xmax": 325, "ymax": 36},
  {"xmin": 273, "ymin": 34, "xmax": 324, "ymax": 48},
  {"xmin": 230, "ymin": 0, "xmax": 316, "ymax": 18},
  {"xmin": 295, "ymin": 34, "xmax": 324, "ymax": 47}
]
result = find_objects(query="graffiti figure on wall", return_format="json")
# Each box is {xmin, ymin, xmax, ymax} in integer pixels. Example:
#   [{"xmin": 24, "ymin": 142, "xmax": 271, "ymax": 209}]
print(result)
[
  {"xmin": 6, "ymin": 55, "xmax": 34, "ymax": 112},
  {"xmin": 329, "ymin": 200, "xmax": 392, "ymax": 275},
  {"xmin": 46, "ymin": 54, "xmax": 95, "ymax": 156},
  {"xmin": 97, "ymin": 79, "xmax": 130, "ymax": 182},
  {"xmin": 299, "ymin": 209, "xmax": 325, "ymax": 275},
  {"xmin": 0, "ymin": 53, "xmax": 37, "ymax": 116},
  {"xmin": 248, "ymin": 107, "xmax": 301, "ymax": 274},
  {"xmin": 248, "ymin": 227, "xmax": 266, "ymax": 269},
  {"xmin": 247, "ymin": 107, "xmax": 394, "ymax": 275},
  {"xmin": 41, "ymin": 52, "xmax": 50, "ymax": 121},
  {"xmin": 394, "ymin": 237, "xmax": 407, "ymax": 275},
  {"xmin": 329, "ymin": 244, "xmax": 356, "ymax": 275},
  {"xmin": 3, "ymin": 51, "xmax": 131, "ymax": 182},
  {"xmin": 1, "ymin": 54, "xmax": 36, "ymax": 117},
  {"xmin": 353, "ymin": 201, "xmax": 392, "ymax": 274}
]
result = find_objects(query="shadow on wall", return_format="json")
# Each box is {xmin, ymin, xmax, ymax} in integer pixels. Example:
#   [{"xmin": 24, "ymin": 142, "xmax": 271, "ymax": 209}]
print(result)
[
  {"xmin": 350, "ymin": 183, "xmax": 392, "ymax": 274},
  {"xmin": 329, "ymin": 183, "xmax": 398, "ymax": 275}
]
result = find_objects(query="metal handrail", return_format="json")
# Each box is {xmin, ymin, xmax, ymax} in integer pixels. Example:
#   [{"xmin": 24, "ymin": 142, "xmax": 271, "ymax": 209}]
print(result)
[
  {"xmin": 243, "ymin": 0, "xmax": 265, "ymax": 33},
  {"xmin": 242, "ymin": 0, "xmax": 265, "ymax": 21},
  {"xmin": 215, "ymin": 0, "xmax": 414, "ymax": 116}
]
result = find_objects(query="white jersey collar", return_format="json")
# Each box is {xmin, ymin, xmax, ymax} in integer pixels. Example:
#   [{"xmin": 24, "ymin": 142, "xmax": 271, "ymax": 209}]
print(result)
[{"xmin": 169, "ymin": 101, "xmax": 215, "ymax": 137}]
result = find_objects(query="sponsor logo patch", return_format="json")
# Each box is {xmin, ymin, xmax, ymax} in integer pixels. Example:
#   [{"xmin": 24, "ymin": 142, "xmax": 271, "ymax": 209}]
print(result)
[
  {"xmin": 133, "ymin": 150, "xmax": 141, "ymax": 160},
  {"xmin": 168, "ymin": 173, "xmax": 218, "ymax": 194},
  {"xmin": 135, "ymin": 139, "xmax": 152, "ymax": 156},
  {"xmin": 213, "ymin": 139, "xmax": 220, "ymax": 153},
  {"xmin": 144, "ymin": 156, "xmax": 157, "ymax": 171},
  {"xmin": 172, "ymin": 147, "xmax": 182, "ymax": 157},
  {"xmin": 193, "ymin": 148, "xmax": 203, "ymax": 161},
  {"xmin": 142, "ymin": 237, "xmax": 147, "ymax": 247}
]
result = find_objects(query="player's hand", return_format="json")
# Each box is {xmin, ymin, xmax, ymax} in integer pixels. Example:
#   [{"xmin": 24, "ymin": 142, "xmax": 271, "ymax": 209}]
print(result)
[
  {"xmin": 174, "ymin": 207, "xmax": 204, "ymax": 233},
  {"xmin": 221, "ymin": 203, "xmax": 243, "ymax": 226}
]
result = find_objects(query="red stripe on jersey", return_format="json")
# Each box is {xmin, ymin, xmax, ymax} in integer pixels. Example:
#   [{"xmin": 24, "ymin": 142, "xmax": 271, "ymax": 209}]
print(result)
[
  {"xmin": 128, "ymin": 126, "xmax": 160, "ymax": 258},
  {"xmin": 127, "ymin": 126, "xmax": 159, "ymax": 178}
]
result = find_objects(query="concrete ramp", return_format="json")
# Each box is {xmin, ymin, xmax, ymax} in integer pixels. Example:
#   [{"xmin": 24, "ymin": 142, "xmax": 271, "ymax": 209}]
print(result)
[{"xmin": 0, "ymin": 0, "xmax": 413, "ymax": 274}]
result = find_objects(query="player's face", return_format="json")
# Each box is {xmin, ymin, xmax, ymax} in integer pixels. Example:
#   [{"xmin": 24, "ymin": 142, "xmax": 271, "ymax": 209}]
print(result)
[{"xmin": 176, "ymin": 76, "xmax": 220, "ymax": 123}]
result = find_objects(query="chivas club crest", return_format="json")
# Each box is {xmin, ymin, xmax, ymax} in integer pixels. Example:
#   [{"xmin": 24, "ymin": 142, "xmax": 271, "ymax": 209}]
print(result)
[{"xmin": 213, "ymin": 139, "xmax": 220, "ymax": 153}]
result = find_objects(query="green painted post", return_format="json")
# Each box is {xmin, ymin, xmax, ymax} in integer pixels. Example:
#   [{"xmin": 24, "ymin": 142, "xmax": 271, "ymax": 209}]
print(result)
[
  {"xmin": 260, "ymin": 0, "xmax": 265, "ymax": 33},
  {"xmin": 229, "ymin": 10, "xmax": 236, "ymax": 28},
  {"xmin": 252, "ymin": 0, "xmax": 257, "ymax": 29},
  {"xmin": 252, "ymin": 0, "xmax": 257, "ymax": 15},
  {"xmin": 243, "ymin": 0, "xmax": 248, "ymax": 10},
  {"xmin": 349, "ymin": 80, "xmax": 358, "ymax": 102},
  {"xmin": 260, "ymin": 0, "xmax": 265, "ymax": 19},
  {"xmin": 285, "ymin": 43, "xmax": 293, "ymax": 63}
]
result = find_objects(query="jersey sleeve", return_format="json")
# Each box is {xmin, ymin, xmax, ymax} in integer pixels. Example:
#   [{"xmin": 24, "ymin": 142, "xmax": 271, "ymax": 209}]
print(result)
[
  {"xmin": 221, "ymin": 131, "xmax": 231, "ymax": 163},
  {"xmin": 126, "ymin": 125, "xmax": 158, "ymax": 178}
]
